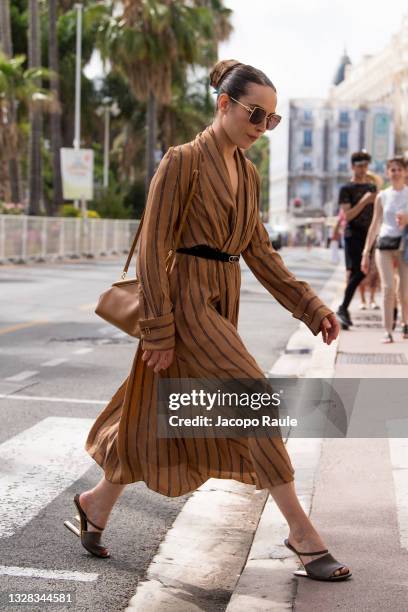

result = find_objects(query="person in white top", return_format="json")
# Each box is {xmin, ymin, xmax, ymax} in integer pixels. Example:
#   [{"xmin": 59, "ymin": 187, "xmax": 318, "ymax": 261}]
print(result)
[{"xmin": 361, "ymin": 157, "xmax": 408, "ymax": 342}]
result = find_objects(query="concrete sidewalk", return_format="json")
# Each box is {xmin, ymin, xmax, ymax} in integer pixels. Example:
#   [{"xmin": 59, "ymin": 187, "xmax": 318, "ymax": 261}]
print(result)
[{"xmin": 228, "ymin": 289, "xmax": 408, "ymax": 610}]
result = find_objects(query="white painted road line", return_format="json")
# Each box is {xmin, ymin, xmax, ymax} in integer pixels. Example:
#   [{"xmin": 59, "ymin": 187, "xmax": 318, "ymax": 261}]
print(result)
[
  {"xmin": 72, "ymin": 348, "xmax": 93, "ymax": 355},
  {"xmin": 0, "ymin": 416, "xmax": 94, "ymax": 538},
  {"xmin": 98, "ymin": 325, "xmax": 112, "ymax": 335},
  {"xmin": 41, "ymin": 358, "xmax": 69, "ymax": 367},
  {"xmin": 114, "ymin": 331, "xmax": 127, "ymax": 338},
  {"xmin": 0, "ymin": 565, "xmax": 98, "ymax": 582},
  {"xmin": 388, "ymin": 430, "xmax": 408, "ymax": 551},
  {"xmin": 0, "ymin": 394, "xmax": 106, "ymax": 405},
  {"xmin": 5, "ymin": 371, "xmax": 39, "ymax": 382}
]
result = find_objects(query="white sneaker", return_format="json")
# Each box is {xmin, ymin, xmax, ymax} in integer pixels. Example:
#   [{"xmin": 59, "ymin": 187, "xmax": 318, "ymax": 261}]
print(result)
[
  {"xmin": 381, "ymin": 332, "xmax": 394, "ymax": 344},
  {"xmin": 370, "ymin": 302, "xmax": 380, "ymax": 310},
  {"xmin": 358, "ymin": 303, "xmax": 367, "ymax": 310}
]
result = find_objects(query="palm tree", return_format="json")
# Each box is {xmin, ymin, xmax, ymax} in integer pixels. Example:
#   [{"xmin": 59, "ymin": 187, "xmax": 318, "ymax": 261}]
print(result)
[
  {"xmin": 28, "ymin": 0, "xmax": 43, "ymax": 215},
  {"xmin": 48, "ymin": 0, "xmax": 63, "ymax": 214},
  {"xmin": 0, "ymin": 53, "xmax": 54, "ymax": 196},
  {"xmin": 0, "ymin": 0, "xmax": 22, "ymax": 203},
  {"xmin": 99, "ymin": 0, "xmax": 232, "ymax": 197}
]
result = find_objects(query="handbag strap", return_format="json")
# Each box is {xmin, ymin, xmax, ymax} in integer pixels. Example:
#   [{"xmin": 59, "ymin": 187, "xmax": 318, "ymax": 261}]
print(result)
[{"xmin": 121, "ymin": 167, "xmax": 199, "ymax": 278}]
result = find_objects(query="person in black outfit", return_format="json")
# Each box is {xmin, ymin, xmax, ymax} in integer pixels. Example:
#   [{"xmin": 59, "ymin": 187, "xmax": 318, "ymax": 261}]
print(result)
[{"xmin": 336, "ymin": 151, "xmax": 377, "ymax": 328}]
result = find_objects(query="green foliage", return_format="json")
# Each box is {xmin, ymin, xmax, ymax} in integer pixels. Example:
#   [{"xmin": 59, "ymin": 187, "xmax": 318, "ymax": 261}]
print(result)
[
  {"xmin": 86, "ymin": 209, "xmax": 100, "ymax": 218},
  {"xmin": 0, "ymin": 201, "xmax": 25, "ymax": 214},
  {"xmin": 7, "ymin": 0, "xmax": 233, "ymax": 214},
  {"xmin": 246, "ymin": 135, "xmax": 270, "ymax": 216},
  {"xmin": 123, "ymin": 181, "xmax": 146, "ymax": 219},
  {"xmin": 60, "ymin": 204, "xmax": 101, "ymax": 218},
  {"xmin": 61, "ymin": 204, "xmax": 81, "ymax": 217},
  {"xmin": 89, "ymin": 185, "xmax": 133, "ymax": 219}
]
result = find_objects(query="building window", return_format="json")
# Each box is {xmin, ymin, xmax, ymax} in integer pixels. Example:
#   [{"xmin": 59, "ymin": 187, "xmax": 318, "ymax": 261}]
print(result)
[
  {"xmin": 338, "ymin": 161, "xmax": 348, "ymax": 172},
  {"xmin": 303, "ymin": 159, "xmax": 313, "ymax": 171},
  {"xmin": 303, "ymin": 130, "xmax": 312, "ymax": 148},
  {"xmin": 299, "ymin": 179, "xmax": 312, "ymax": 203},
  {"xmin": 339, "ymin": 110, "xmax": 349, "ymax": 123},
  {"xmin": 304, "ymin": 110, "xmax": 313, "ymax": 121},
  {"xmin": 339, "ymin": 131, "xmax": 348, "ymax": 149}
]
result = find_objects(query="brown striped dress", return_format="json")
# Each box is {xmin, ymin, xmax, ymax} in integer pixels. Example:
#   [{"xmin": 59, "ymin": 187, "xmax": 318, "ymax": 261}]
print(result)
[{"xmin": 85, "ymin": 125, "xmax": 333, "ymax": 496}]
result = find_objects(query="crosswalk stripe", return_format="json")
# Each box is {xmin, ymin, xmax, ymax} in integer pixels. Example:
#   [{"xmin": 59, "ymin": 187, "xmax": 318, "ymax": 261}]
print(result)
[
  {"xmin": 0, "ymin": 394, "xmax": 106, "ymax": 405},
  {"xmin": 0, "ymin": 565, "xmax": 98, "ymax": 582},
  {"xmin": 0, "ymin": 417, "xmax": 94, "ymax": 538},
  {"xmin": 5, "ymin": 371, "xmax": 39, "ymax": 382},
  {"xmin": 41, "ymin": 358, "xmax": 68, "ymax": 367},
  {"xmin": 72, "ymin": 348, "xmax": 93, "ymax": 355}
]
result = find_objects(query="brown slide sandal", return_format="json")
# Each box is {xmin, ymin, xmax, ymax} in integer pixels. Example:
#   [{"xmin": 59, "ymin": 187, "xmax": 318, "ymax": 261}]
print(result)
[
  {"xmin": 64, "ymin": 494, "xmax": 110, "ymax": 559},
  {"xmin": 284, "ymin": 538, "xmax": 351, "ymax": 581}
]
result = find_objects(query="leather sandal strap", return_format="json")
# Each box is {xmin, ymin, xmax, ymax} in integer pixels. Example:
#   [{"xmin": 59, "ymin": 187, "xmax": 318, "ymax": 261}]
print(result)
[
  {"xmin": 285, "ymin": 538, "xmax": 328, "ymax": 556},
  {"xmin": 74, "ymin": 494, "xmax": 105, "ymax": 531},
  {"xmin": 85, "ymin": 515, "xmax": 105, "ymax": 532},
  {"xmin": 304, "ymin": 553, "xmax": 348, "ymax": 579},
  {"xmin": 296, "ymin": 548, "xmax": 329, "ymax": 556}
]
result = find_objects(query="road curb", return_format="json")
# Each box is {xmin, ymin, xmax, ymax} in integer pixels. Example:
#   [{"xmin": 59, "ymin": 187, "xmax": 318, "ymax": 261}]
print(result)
[
  {"xmin": 124, "ymin": 480, "xmax": 268, "ymax": 611},
  {"xmin": 225, "ymin": 439, "xmax": 323, "ymax": 611},
  {"xmin": 226, "ymin": 262, "xmax": 346, "ymax": 611},
  {"xmin": 269, "ymin": 262, "xmax": 344, "ymax": 379}
]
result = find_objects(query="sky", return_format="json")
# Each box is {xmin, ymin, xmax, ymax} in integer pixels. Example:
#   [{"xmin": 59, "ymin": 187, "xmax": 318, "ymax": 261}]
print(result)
[
  {"xmin": 218, "ymin": 0, "xmax": 408, "ymax": 111},
  {"xmin": 86, "ymin": 1, "xmax": 408, "ymax": 112}
]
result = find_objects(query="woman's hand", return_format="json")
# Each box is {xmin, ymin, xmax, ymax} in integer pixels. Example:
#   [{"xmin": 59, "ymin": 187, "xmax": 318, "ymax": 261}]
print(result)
[
  {"xmin": 320, "ymin": 313, "xmax": 340, "ymax": 345},
  {"xmin": 361, "ymin": 252, "xmax": 370, "ymax": 274},
  {"xmin": 142, "ymin": 348, "xmax": 174, "ymax": 373},
  {"xmin": 396, "ymin": 211, "xmax": 408, "ymax": 229}
]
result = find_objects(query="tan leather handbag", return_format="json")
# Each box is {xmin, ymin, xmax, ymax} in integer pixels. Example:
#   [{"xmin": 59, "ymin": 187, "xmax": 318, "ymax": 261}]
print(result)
[{"xmin": 95, "ymin": 168, "xmax": 199, "ymax": 338}]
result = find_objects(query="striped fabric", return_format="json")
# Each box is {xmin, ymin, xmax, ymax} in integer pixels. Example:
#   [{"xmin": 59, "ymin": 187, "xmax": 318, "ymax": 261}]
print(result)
[{"xmin": 85, "ymin": 125, "xmax": 333, "ymax": 495}]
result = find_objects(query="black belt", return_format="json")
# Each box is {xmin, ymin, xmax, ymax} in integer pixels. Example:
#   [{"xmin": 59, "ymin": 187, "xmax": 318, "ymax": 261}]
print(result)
[{"xmin": 176, "ymin": 244, "xmax": 240, "ymax": 262}]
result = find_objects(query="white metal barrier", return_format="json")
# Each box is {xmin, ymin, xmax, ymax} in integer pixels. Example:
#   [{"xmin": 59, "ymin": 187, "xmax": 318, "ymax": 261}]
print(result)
[{"xmin": 0, "ymin": 215, "xmax": 140, "ymax": 263}]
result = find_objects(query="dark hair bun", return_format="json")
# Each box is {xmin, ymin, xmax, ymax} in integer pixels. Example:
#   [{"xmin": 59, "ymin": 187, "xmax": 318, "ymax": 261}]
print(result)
[{"xmin": 209, "ymin": 59, "xmax": 243, "ymax": 89}]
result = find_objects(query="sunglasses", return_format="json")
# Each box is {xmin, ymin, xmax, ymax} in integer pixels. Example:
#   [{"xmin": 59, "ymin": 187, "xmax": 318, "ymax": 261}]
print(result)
[{"xmin": 229, "ymin": 96, "xmax": 282, "ymax": 130}]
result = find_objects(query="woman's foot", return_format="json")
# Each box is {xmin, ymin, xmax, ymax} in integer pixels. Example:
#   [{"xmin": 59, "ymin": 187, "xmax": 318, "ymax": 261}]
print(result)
[
  {"xmin": 402, "ymin": 324, "xmax": 408, "ymax": 339},
  {"xmin": 78, "ymin": 491, "xmax": 109, "ymax": 533},
  {"xmin": 287, "ymin": 528, "xmax": 350, "ymax": 578},
  {"xmin": 370, "ymin": 301, "xmax": 380, "ymax": 310},
  {"xmin": 381, "ymin": 332, "xmax": 394, "ymax": 344},
  {"xmin": 358, "ymin": 302, "xmax": 367, "ymax": 310}
]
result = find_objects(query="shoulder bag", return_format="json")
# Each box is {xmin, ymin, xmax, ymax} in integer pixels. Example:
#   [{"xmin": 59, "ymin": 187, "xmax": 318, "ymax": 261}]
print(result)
[
  {"xmin": 376, "ymin": 235, "xmax": 402, "ymax": 250},
  {"xmin": 95, "ymin": 168, "xmax": 199, "ymax": 338}
]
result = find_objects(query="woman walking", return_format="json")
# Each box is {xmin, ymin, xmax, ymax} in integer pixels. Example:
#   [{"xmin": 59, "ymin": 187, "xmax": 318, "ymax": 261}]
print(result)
[
  {"xmin": 65, "ymin": 60, "xmax": 350, "ymax": 581},
  {"xmin": 362, "ymin": 157, "xmax": 408, "ymax": 343}
]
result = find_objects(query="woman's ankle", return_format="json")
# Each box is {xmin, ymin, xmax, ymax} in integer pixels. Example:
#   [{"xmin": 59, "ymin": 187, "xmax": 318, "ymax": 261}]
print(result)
[
  {"xmin": 289, "ymin": 522, "xmax": 321, "ymax": 543},
  {"xmin": 80, "ymin": 490, "xmax": 111, "ymax": 521}
]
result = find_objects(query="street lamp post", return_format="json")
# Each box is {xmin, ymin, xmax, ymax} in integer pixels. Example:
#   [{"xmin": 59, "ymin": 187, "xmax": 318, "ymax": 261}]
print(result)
[
  {"xmin": 96, "ymin": 97, "xmax": 120, "ymax": 190},
  {"xmin": 103, "ymin": 105, "xmax": 110, "ymax": 189},
  {"xmin": 74, "ymin": 3, "xmax": 83, "ymax": 210},
  {"xmin": 73, "ymin": 3, "xmax": 82, "ymax": 151}
]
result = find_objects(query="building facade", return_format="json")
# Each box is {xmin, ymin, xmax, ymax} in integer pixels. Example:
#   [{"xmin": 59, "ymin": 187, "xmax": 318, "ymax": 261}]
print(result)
[
  {"xmin": 330, "ymin": 15, "xmax": 408, "ymax": 154},
  {"xmin": 269, "ymin": 100, "xmax": 394, "ymax": 232}
]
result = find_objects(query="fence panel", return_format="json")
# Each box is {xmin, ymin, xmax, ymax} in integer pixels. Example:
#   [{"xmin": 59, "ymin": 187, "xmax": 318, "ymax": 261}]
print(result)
[{"xmin": 0, "ymin": 215, "xmax": 141, "ymax": 264}]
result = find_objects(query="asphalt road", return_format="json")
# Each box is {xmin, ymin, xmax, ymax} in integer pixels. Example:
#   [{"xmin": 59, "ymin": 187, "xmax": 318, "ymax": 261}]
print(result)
[{"xmin": 0, "ymin": 247, "xmax": 336, "ymax": 612}]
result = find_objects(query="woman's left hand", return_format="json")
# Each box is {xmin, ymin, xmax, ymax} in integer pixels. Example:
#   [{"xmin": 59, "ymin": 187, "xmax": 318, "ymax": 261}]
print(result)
[
  {"xmin": 320, "ymin": 313, "xmax": 340, "ymax": 345},
  {"xmin": 396, "ymin": 212, "xmax": 408, "ymax": 229}
]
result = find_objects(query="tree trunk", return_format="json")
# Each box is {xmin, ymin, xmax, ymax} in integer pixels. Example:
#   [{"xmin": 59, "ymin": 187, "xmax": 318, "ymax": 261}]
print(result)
[
  {"xmin": 28, "ymin": 0, "xmax": 43, "ymax": 216},
  {"xmin": 48, "ymin": 0, "xmax": 63, "ymax": 215},
  {"xmin": 145, "ymin": 90, "xmax": 157, "ymax": 199},
  {"xmin": 0, "ymin": 0, "xmax": 23, "ymax": 203}
]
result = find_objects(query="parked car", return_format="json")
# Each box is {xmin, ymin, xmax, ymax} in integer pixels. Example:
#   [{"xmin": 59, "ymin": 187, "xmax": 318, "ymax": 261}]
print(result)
[{"xmin": 264, "ymin": 223, "xmax": 282, "ymax": 250}]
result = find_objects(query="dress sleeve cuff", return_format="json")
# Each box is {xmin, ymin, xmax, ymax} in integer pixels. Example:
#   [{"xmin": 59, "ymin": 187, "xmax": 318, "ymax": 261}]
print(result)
[
  {"xmin": 139, "ymin": 312, "xmax": 175, "ymax": 350},
  {"xmin": 292, "ymin": 290, "xmax": 334, "ymax": 336}
]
